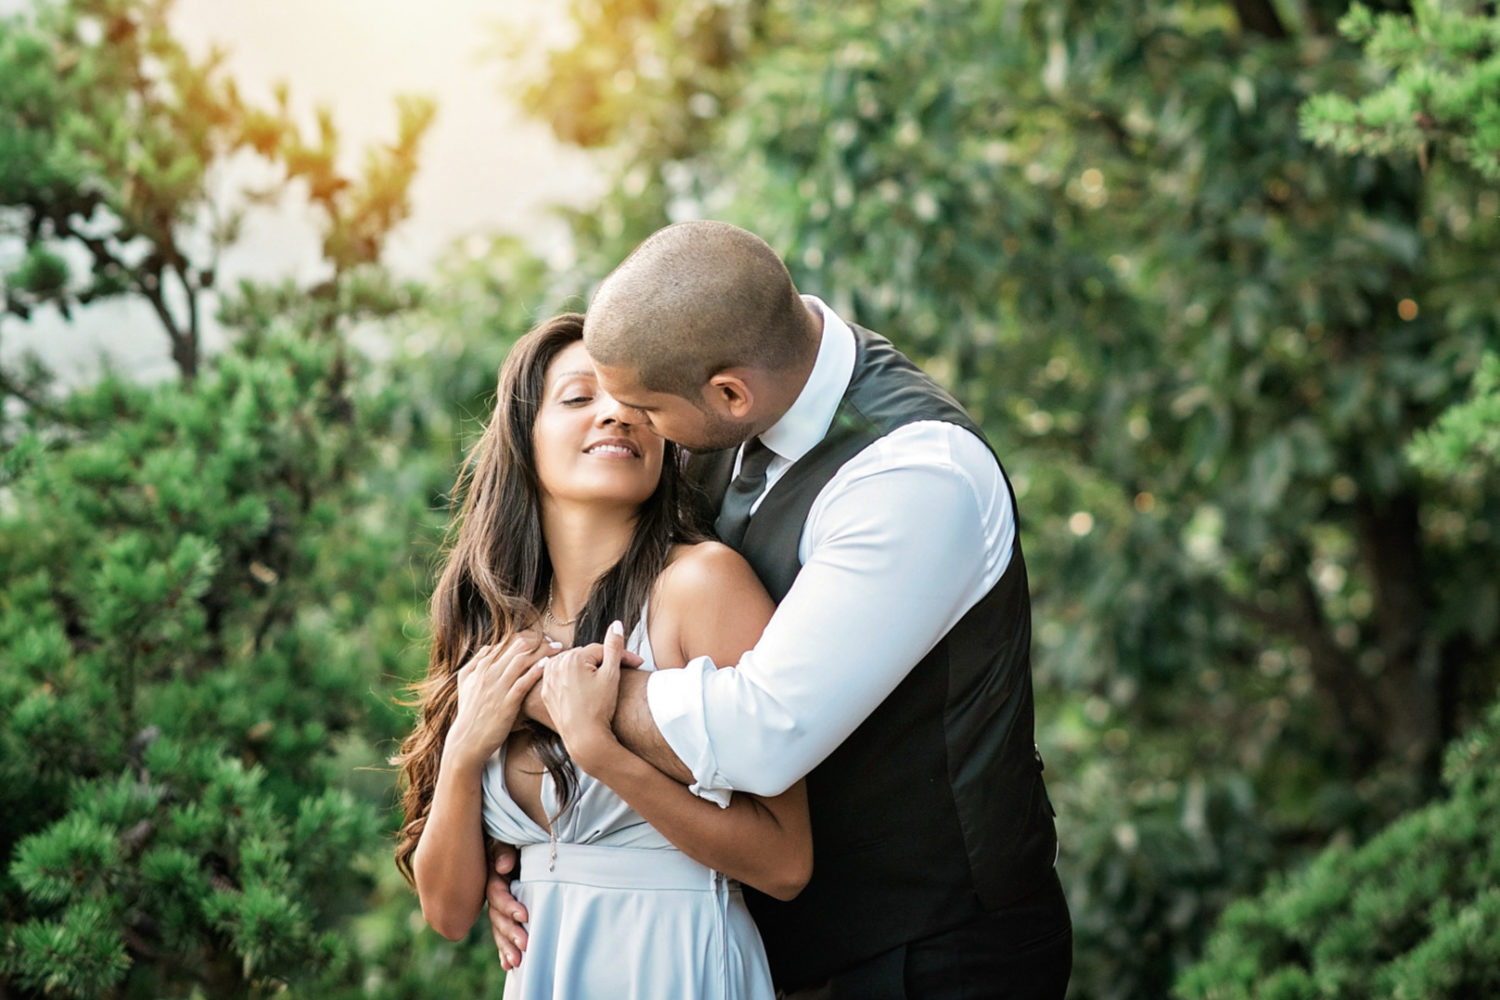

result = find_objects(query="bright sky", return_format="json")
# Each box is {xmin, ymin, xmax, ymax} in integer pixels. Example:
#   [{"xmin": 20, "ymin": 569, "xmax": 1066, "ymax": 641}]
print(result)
[{"xmin": 0, "ymin": 0, "xmax": 605, "ymax": 382}]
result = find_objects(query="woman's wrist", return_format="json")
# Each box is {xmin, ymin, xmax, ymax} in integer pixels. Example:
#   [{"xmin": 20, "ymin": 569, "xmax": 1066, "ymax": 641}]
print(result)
[{"xmin": 441, "ymin": 727, "xmax": 493, "ymax": 773}]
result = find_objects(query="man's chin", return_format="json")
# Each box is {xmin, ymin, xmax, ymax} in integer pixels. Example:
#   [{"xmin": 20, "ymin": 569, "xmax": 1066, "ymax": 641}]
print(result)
[{"xmin": 675, "ymin": 427, "xmax": 751, "ymax": 453}]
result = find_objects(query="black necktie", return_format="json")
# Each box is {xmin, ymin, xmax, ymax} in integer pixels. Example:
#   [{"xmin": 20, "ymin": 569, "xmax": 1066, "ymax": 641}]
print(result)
[{"xmin": 715, "ymin": 438, "xmax": 774, "ymax": 548}]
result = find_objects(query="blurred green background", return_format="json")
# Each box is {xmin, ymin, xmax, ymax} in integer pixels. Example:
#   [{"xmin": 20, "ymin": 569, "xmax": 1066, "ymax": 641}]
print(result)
[{"xmin": 3, "ymin": 0, "xmax": 1498, "ymax": 997}]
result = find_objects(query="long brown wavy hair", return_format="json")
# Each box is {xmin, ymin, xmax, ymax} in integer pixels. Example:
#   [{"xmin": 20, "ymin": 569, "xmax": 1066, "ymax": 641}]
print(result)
[{"xmin": 392, "ymin": 312, "xmax": 706, "ymax": 885}]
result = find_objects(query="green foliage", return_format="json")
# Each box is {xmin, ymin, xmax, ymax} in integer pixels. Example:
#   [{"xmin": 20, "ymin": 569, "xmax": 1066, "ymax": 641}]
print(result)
[
  {"xmin": 1176, "ymin": 698, "xmax": 1500, "ymax": 999},
  {"xmin": 0, "ymin": 0, "xmax": 434, "ymax": 378},
  {"xmin": 5, "ymin": 245, "xmax": 69, "ymax": 296},
  {"xmin": 1409, "ymin": 351, "xmax": 1500, "ymax": 478},
  {"xmin": 0, "ymin": 5, "xmax": 566, "ymax": 997},
  {"xmin": 1301, "ymin": 2, "xmax": 1500, "ymax": 178},
  {"xmin": 4, "ymin": 904, "xmax": 131, "ymax": 997},
  {"xmin": 1168, "ymin": 36, "xmax": 1500, "ymax": 986},
  {"xmin": 0, "ymin": 322, "xmax": 452, "ymax": 997}
]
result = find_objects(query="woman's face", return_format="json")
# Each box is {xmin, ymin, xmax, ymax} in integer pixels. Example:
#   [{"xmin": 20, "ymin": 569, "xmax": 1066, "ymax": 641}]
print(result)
[{"xmin": 531, "ymin": 340, "xmax": 665, "ymax": 510}]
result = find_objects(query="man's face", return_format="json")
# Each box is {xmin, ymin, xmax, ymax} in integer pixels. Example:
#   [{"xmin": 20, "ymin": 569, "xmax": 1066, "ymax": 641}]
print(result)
[{"xmin": 592, "ymin": 359, "xmax": 750, "ymax": 453}]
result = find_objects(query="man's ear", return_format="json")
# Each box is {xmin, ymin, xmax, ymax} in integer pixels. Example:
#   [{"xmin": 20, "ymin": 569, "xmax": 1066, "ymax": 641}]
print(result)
[{"xmin": 704, "ymin": 370, "xmax": 756, "ymax": 420}]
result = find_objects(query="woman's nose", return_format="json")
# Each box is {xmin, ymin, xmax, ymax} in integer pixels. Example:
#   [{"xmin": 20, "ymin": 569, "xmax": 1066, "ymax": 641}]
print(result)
[{"xmin": 596, "ymin": 394, "xmax": 634, "ymax": 426}]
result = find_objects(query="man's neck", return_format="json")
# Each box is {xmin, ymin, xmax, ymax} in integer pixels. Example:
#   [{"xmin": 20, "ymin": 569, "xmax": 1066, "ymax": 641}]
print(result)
[{"xmin": 749, "ymin": 300, "xmax": 824, "ymax": 439}]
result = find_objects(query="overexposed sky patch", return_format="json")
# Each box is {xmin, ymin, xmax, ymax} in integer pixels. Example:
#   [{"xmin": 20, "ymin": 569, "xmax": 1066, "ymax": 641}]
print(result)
[{"xmin": 1, "ymin": 0, "xmax": 604, "ymax": 382}]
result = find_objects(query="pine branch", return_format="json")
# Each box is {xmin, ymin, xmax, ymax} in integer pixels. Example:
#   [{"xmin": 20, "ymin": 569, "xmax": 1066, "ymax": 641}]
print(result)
[
  {"xmin": 6, "ymin": 292, "xmax": 33, "ymax": 321},
  {"xmin": 0, "ymin": 366, "xmax": 67, "ymax": 423},
  {"xmin": 134, "ymin": 263, "xmax": 196, "ymax": 382},
  {"xmin": 171, "ymin": 259, "xmax": 202, "ymax": 355},
  {"xmin": 53, "ymin": 218, "xmax": 128, "ymax": 275}
]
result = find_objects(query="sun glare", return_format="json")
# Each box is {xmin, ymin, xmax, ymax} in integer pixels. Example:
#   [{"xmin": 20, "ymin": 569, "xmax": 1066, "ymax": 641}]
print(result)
[{"xmin": 168, "ymin": 0, "xmax": 601, "ymax": 275}]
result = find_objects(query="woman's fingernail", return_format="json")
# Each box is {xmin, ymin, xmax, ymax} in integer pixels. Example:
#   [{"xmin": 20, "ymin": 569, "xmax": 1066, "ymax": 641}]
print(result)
[
  {"xmin": 608, "ymin": 620, "xmax": 624, "ymax": 637},
  {"xmin": 549, "ymin": 639, "xmax": 562, "ymax": 649}
]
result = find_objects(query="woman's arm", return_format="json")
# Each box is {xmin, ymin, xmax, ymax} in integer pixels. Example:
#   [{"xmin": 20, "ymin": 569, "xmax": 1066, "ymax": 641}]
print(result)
[
  {"xmin": 410, "ymin": 739, "xmax": 490, "ymax": 940},
  {"xmin": 542, "ymin": 544, "xmax": 813, "ymax": 900},
  {"xmin": 411, "ymin": 636, "xmax": 549, "ymax": 941}
]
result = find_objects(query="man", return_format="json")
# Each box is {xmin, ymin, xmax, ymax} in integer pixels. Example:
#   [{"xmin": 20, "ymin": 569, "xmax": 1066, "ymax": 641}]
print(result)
[{"xmin": 492, "ymin": 221, "xmax": 1070, "ymax": 998}]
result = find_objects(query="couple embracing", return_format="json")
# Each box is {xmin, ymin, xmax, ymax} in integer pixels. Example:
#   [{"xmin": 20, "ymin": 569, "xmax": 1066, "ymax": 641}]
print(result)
[{"xmin": 394, "ymin": 222, "xmax": 1071, "ymax": 999}]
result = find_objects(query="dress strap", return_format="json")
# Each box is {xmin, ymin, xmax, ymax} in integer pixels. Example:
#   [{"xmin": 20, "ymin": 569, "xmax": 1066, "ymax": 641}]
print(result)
[{"xmin": 629, "ymin": 597, "xmax": 658, "ymax": 670}]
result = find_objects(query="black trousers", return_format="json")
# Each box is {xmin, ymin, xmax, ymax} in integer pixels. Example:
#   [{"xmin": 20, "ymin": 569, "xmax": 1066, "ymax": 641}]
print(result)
[{"xmin": 784, "ymin": 869, "xmax": 1072, "ymax": 1000}]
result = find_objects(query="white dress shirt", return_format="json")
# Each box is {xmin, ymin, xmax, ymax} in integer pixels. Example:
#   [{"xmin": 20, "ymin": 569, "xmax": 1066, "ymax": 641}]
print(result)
[{"xmin": 646, "ymin": 298, "xmax": 1017, "ymax": 805}]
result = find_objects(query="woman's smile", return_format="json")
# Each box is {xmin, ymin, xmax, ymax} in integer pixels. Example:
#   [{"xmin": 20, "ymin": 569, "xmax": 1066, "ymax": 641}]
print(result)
[{"xmin": 583, "ymin": 437, "xmax": 642, "ymax": 459}]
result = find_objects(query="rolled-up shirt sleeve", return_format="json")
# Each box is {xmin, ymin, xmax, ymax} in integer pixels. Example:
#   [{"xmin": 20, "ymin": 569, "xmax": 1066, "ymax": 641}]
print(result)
[{"xmin": 647, "ymin": 423, "xmax": 1014, "ymax": 802}]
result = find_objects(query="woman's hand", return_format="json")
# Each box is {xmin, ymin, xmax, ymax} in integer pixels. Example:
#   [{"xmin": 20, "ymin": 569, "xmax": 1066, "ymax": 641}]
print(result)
[
  {"xmin": 446, "ymin": 634, "xmax": 554, "ymax": 768},
  {"xmin": 541, "ymin": 620, "xmax": 626, "ymax": 772}
]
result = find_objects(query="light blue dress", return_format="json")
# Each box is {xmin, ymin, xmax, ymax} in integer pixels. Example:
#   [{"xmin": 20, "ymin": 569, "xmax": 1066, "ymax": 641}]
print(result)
[{"xmin": 481, "ymin": 617, "xmax": 775, "ymax": 1000}]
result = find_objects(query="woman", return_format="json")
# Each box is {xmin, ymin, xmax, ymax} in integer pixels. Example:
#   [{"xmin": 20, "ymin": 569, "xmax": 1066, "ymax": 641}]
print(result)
[{"xmin": 393, "ymin": 313, "xmax": 809, "ymax": 999}]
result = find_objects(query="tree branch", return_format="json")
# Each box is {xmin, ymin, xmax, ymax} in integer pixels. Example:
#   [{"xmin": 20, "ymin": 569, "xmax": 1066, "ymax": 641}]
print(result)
[
  {"xmin": 1219, "ymin": 567, "xmax": 1386, "ymax": 770},
  {"xmin": 0, "ymin": 366, "xmax": 68, "ymax": 423},
  {"xmin": 134, "ymin": 264, "xmax": 197, "ymax": 382},
  {"xmin": 171, "ymin": 259, "xmax": 201, "ymax": 354},
  {"xmin": 1354, "ymin": 489, "xmax": 1443, "ymax": 775},
  {"xmin": 54, "ymin": 217, "xmax": 129, "ymax": 275},
  {"xmin": 1231, "ymin": 0, "xmax": 1289, "ymax": 39}
]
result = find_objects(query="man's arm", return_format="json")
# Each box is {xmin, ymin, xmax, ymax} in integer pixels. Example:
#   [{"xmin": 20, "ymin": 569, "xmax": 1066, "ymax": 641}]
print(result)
[
  {"xmin": 614, "ymin": 668, "xmax": 695, "ymax": 783},
  {"xmin": 517, "ymin": 648, "xmax": 700, "ymax": 785},
  {"xmin": 641, "ymin": 424, "xmax": 1014, "ymax": 800}
]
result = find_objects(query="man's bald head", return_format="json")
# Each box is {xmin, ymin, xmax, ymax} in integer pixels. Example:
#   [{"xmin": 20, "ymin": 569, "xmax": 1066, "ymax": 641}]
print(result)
[{"xmin": 585, "ymin": 221, "xmax": 819, "ymax": 398}]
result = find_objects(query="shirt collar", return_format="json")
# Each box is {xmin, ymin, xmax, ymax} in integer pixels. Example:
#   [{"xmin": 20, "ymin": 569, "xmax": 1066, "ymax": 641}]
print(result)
[{"xmin": 757, "ymin": 295, "xmax": 856, "ymax": 465}]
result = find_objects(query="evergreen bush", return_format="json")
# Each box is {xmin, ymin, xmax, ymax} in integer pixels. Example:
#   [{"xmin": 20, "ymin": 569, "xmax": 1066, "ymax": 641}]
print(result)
[
  {"xmin": 1176, "ymin": 697, "xmax": 1500, "ymax": 999},
  {"xmin": 0, "ymin": 326, "xmax": 442, "ymax": 997}
]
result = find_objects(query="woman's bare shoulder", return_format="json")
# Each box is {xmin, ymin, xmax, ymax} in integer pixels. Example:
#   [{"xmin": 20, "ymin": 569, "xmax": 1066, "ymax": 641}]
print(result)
[
  {"xmin": 654, "ymin": 541, "xmax": 774, "ymax": 665},
  {"xmin": 662, "ymin": 540, "xmax": 757, "ymax": 587}
]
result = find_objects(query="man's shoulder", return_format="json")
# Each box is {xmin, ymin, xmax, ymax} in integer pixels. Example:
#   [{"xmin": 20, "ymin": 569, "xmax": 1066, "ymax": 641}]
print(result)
[{"xmin": 843, "ymin": 325, "xmax": 983, "ymax": 440}]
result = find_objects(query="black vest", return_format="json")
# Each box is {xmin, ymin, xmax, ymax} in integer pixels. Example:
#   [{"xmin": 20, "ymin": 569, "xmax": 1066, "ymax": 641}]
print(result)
[{"xmin": 689, "ymin": 325, "xmax": 1058, "ymax": 989}]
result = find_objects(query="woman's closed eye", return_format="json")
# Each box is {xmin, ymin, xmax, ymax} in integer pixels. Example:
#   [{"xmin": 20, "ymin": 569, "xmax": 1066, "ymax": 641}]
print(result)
[{"xmin": 549, "ymin": 371, "xmax": 598, "ymax": 406}]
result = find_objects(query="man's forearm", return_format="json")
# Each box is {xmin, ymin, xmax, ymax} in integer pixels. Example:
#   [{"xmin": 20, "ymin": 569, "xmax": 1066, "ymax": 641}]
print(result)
[{"xmin": 614, "ymin": 669, "xmax": 695, "ymax": 785}]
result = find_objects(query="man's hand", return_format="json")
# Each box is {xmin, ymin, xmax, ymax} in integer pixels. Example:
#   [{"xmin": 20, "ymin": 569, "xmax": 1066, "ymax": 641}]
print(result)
[
  {"xmin": 519, "ymin": 640, "xmax": 644, "ymax": 730},
  {"xmin": 542, "ymin": 622, "xmax": 627, "ymax": 773},
  {"xmin": 486, "ymin": 845, "xmax": 529, "ymax": 971}
]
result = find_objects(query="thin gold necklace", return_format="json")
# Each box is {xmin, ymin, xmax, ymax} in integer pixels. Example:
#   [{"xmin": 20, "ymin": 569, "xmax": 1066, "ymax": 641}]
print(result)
[{"xmin": 544, "ymin": 589, "xmax": 577, "ymax": 628}]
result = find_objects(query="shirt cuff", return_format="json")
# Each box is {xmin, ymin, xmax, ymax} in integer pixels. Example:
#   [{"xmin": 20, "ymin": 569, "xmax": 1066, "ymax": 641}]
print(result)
[{"xmin": 646, "ymin": 657, "xmax": 733, "ymax": 808}]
